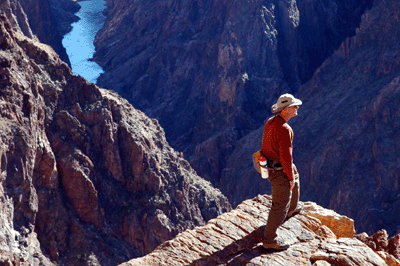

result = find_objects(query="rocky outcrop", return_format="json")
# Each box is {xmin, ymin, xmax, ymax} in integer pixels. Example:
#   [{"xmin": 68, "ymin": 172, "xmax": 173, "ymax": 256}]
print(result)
[
  {"xmin": 0, "ymin": 13, "xmax": 231, "ymax": 265},
  {"xmin": 219, "ymin": 0, "xmax": 400, "ymax": 236},
  {"xmin": 120, "ymin": 195, "xmax": 400, "ymax": 266},
  {"xmin": 93, "ymin": 0, "xmax": 372, "ymax": 192},
  {"xmin": 355, "ymin": 229, "xmax": 400, "ymax": 259},
  {"xmin": 0, "ymin": 0, "xmax": 80, "ymax": 65}
]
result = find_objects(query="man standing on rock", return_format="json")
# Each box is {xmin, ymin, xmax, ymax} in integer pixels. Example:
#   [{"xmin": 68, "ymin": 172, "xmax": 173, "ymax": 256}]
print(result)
[{"xmin": 261, "ymin": 93, "xmax": 304, "ymax": 250}]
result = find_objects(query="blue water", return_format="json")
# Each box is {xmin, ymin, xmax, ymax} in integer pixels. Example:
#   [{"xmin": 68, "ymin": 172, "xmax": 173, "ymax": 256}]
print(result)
[{"xmin": 62, "ymin": 0, "xmax": 106, "ymax": 84}]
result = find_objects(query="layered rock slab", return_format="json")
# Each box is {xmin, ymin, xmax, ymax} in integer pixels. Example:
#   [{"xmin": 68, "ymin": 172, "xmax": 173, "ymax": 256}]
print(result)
[{"xmin": 120, "ymin": 195, "xmax": 399, "ymax": 266}]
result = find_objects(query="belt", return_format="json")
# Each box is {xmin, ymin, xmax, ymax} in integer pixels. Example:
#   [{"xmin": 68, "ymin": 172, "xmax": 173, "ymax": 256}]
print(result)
[
  {"xmin": 259, "ymin": 151, "xmax": 284, "ymax": 171},
  {"xmin": 267, "ymin": 158, "xmax": 283, "ymax": 171},
  {"xmin": 260, "ymin": 165, "xmax": 284, "ymax": 171}
]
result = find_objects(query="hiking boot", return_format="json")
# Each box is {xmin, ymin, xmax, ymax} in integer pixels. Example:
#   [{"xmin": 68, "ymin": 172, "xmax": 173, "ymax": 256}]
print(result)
[
  {"xmin": 262, "ymin": 238, "xmax": 290, "ymax": 250},
  {"xmin": 287, "ymin": 201, "xmax": 304, "ymax": 218}
]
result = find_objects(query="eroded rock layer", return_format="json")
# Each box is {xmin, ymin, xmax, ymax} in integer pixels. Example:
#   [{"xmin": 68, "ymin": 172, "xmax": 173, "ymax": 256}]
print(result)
[
  {"xmin": 0, "ymin": 0, "xmax": 80, "ymax": 65},
  {"xmin": 120, "ymin": 195, "xmax": 400, "ymax": 266},
  {"xmin": 0, "ymin": 13, "xmax": 231, "ymax": 265}
]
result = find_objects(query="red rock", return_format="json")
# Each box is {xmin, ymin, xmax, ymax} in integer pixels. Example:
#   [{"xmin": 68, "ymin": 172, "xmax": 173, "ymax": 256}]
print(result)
[
  {"xmin": 120, "ymin": 195, "xmax": 394, "ymax": 266},
  {"xmin": 355, "ymin": 232, "xmax": 376, "ymax": 250},
  {"xmin": 0, "ymin": 0, "xmax": 79, "ymax": 64},
  {"xmin": 303, "ymin": 201, "xmax": 355, "ymax": 238},
  {"xmin": 355, "ymin": 230, "xmax": 400, "ymax": 264},
  {"xmin": 372, "ymin": 229, "xmax": 390, "ymax": 252},
  {"xmin": 389, "ymin": 234, "xmax": 400, "ymax": 260},
  {"xmin": 0, "ymin": 12, "xmax": 231, "ymax": 265}
]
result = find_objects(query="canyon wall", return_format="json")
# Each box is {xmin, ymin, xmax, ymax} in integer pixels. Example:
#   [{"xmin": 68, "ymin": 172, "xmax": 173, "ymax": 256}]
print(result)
[
  {"xmin": 93, "ymin": 0, "xmax": 373, "ymax": 210},
  {"xmin": 2, "ymin": 0, "xmax": 400, "ymax": 264},
  {"xmin": 293, "ymin": 0, "xmax": 400, "ymax": 236},
  {"xmin": 223, "ymin": 0, "xmax": 400, "ymax": 236},
  {"xmin": 93, "ymin": 0, "xmax": 400, "ymax": 236},
  {"xmin": 0, "ymin": 12, "xmax": 231, "ymax": 265},
  {"xmin": 0, "ymin": 0, "xmax": 80, "ymax": 65}
]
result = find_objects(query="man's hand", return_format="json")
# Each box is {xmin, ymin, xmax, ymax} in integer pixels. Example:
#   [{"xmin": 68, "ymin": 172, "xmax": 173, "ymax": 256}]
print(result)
[{"xmin": 289, "ymin": 180, "xmax": 295, "ymax": 191}]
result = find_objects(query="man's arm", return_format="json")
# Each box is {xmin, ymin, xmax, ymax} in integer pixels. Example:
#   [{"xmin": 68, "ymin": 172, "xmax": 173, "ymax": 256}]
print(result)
[{"xmin": 279, "ymin": 126, "xmax": 295, "ymax": 182}]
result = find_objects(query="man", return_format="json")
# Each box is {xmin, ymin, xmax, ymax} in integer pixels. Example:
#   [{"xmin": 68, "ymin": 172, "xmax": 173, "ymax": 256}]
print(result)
[{"xmin": 261, "ymin": 93, "xmax": 303, "ymax": 250}]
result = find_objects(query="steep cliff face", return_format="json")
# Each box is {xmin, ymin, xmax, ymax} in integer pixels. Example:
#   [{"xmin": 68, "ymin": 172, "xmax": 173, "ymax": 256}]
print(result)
[
  {"xmin": 0, "ymin": 13, "xmax": 231, "ymax": 265},
  {"xmin": 120, "ymin": 195, "xmax": 400, "ymax": 266},
  {"xmin": 293, "ymin": 0, "xmax": 373, "ymax": 84},
  {"xmin": 0, "ymin": 0, "xmax": 79, "ymax": 65},
  {"xmin": 292, "ymin": 0, "xmax": 400, "ymax": 236},
  {"xmin": 222, "ymin": 0, "xmax": 400, "ymax": 236},
  {"xmin": 93, "ymin": 0, "xmax": 372, "ymax": 198}
]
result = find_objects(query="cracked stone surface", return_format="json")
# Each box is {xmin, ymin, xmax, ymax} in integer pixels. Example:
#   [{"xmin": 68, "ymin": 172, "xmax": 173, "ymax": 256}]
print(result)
[{"xmin": 120, "ymin": 195, "xmax": 400, "ymax": 266}]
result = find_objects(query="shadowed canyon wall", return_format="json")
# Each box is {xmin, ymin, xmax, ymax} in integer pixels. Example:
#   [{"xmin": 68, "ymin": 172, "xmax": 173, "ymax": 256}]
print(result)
[
  {"xmin": 293, "ymin": 0, "xmax": 400, "ymax": 236},
  {"xmin": 1, "ymin": 0, "xmax": 80, "ymax": 65},
  {"xmin": 93, "ymin": 0, "xmax": 372, "ymax": 187},
  {"xmin": 0, "ymin": 12, "xmax": 231, "ymax": 265},
  {"xmin": 222, "ymin": 0, "xmax": 400, "ymax": 236},
  {"xmin": 2, "ymin": 0, "xmax": 399, "ymax": 264},
  {"xmin": 93, "ymin": 0, "xmax": 400, "ymax": 236}
]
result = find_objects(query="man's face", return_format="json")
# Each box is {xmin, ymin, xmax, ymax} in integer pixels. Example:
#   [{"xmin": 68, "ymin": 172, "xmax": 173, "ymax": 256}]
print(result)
[{"xmin": 285, "ymin": 105, "xmax": 299, "ymax": 118}]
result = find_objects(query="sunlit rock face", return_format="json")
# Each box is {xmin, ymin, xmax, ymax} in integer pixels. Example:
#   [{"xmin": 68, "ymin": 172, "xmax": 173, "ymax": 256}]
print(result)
[
  {"xmin": 0, "ymin": 12, "xmax": 231, "ymax": 265},
  {"xmin": 120, "ymin": 195, "xmax": 400, "ymax": 266},
  {"xmin": 93, "ymin": 0, "xmax": 372, "ymax": 193}
]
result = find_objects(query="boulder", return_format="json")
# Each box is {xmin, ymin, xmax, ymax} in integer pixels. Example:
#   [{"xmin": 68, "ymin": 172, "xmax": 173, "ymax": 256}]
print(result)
[
  {"xmin": 390, "ymin": 234, "xmax": 400, "ymax": 260},
  {"xmin": 356, "ymin": 230, "xmax": 400, "ymax": 263},
  {"xmin": 303, "ymin": 201, "xmax": 355, "ymax": 238}
]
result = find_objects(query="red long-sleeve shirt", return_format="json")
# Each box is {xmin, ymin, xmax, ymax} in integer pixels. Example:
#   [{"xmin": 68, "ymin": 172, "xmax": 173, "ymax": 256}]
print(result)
[{"xmin": 261, "ymin": 115, "xmax": 295, "ymax": 181}]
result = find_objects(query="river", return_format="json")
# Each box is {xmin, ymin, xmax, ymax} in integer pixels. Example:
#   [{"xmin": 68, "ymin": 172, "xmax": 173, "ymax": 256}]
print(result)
[{"xmin": 62, "ymin": 0, "xmax": 106, "ymax": 84}]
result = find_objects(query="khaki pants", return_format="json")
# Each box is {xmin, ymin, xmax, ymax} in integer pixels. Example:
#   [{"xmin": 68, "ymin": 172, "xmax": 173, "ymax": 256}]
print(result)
[{"xmin": 264, "ymin": 165, "xmax": 300, "ymax": 242}]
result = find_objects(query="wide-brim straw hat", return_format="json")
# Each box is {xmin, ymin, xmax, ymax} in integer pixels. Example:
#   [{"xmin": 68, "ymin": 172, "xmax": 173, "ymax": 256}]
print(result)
[{"xmin": 271, "ymin": 94, "xmax": 302, "ymax": 113}]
